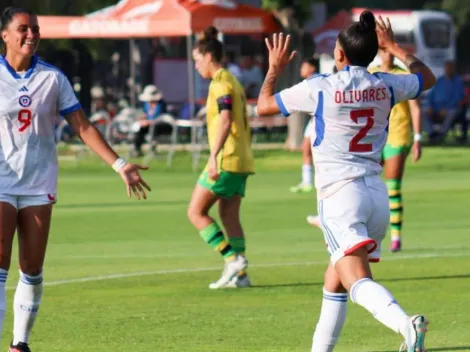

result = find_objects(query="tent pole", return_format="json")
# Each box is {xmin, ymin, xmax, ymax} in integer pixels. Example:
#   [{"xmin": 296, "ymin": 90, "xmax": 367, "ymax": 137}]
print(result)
[
  {"xmin": 187, "ymin": 33, "xmax": 196, "ymax": 146},
  {"xmin": 130, "ymin": 38, "xmax": 136, "ymax": 108}
]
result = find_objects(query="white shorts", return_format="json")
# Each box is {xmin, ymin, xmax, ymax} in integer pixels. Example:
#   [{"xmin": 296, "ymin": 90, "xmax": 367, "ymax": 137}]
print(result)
[
  {"xmin": 0, "ymin": 194, "xmax": 57, "ymax": 210},
  {"xmin": 304, "ymin": 119, "xmax": 314, "ymax": 138},
  {"xmin": 317, "ymin": 176, "xmax": 389, "ymax": 266}
]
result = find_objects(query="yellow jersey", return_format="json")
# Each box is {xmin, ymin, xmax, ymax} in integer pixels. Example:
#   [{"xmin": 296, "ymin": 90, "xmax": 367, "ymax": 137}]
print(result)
[
  {"xmin": 205, "ymin": 68, "xmax": 255, "ymax": 174},
  {"xmin": 369, "ymin": 65, "xmax": 412, "ymax": 146}
]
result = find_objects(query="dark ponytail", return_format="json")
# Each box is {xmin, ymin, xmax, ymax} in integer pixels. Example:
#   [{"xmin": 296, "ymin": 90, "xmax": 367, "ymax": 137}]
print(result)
[
  {"xmin": 358, "ymin": 10, "xmax": 376, "ymax": 33},
  {"xmin": 194, "ymin": 26, "xmax": 224, "ymax": 63},
  {"xmin": 337, "ymin": 10, "xmax": 378, "ymax": 67}
]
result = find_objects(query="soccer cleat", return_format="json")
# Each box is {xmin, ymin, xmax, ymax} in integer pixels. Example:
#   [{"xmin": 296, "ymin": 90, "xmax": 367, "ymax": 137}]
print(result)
[
  {"xmin": 225, "ymin": 273, "xmax": 251, "ymax": 288},
  {"xmin": 306, "ymin": 215, "xmax": 321, "ymax": 228},
  {"xmin": 9, "ymin": 342, "xmax": 32, "ymax": 352},
  {"xmin": 290, "ymin": 183, "xmax": 313, "ymax": 193},
  {"xmin": 209, "ymin": 254, "xmax": 248, "ymax": 289},
  {"xmin": 390, "ymin": 239, "xmax": 402, "ymax": 253},
  {"xmin": 399, "ymin": 315, "xmax": 429, "ymax": 352}
]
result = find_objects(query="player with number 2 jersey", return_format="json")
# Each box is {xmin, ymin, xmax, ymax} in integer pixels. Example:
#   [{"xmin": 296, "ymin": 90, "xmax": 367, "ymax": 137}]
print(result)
[{"xmin": 257, "ymin": 11, "xmax": 436, "ymax": 352}]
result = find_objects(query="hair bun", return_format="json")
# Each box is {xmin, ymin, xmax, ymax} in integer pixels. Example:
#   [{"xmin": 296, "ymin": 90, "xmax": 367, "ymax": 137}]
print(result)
[
  {"xmin": 359, "ymin": 10, "xmax": 376, "ymax": 32},
  {"xmin": 203, "ymin": 26, "xmax": 219, "ymax": 41}
]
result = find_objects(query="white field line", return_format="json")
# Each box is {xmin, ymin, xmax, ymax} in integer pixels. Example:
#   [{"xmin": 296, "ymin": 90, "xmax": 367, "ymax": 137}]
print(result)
[
  {"xmin": 47, "ymin": 243, "xmax": 470, "ymax": 260},
  {"xmin": 6, "ymin": 250, "xmax": 469, "ymax": 290}
]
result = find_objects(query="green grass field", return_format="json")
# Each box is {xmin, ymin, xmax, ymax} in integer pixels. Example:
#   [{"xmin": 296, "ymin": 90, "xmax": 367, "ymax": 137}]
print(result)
[{"xmin": 2, "ymin": 147, "xmax": 470, "ymax": 351}]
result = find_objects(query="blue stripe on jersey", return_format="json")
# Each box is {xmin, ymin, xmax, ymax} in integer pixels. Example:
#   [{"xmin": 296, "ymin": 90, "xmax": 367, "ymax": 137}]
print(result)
[
  {"xmin": 319, "ymin": 200, "xmax": 339, "ymax": 253},
  {"xmin": 38, "ymin": 59, "xmax": 67, "ymax": 77},
  {"xmin": 412, "ymin": 73, "xmax": 424, "ymax": 99},
  {"xmin": 384, "ymin": 86, "xmax": 395, "ymax": 133},
  {"xmin": 60, "ymin": 103, "xmax": 82, "ymax": 116},
  {"xmin": 312, "ymin": 91, "xmax": 324, "ymax": 147},
  {"xmin": 0, "ymin": 55, "xmax": 38, "ymax": 79},
  {"xmin": 274, "ymin": 93, "xmax": 290, "ymax": 117},
  {"xmin": 389, "ymin": 86, "xmax": 395, "ymax": 108}
]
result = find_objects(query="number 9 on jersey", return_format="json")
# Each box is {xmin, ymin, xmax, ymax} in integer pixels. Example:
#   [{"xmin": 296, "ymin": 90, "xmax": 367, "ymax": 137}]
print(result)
[{"xmin": 18, "ymin": 109, "xmax": 32, "ymax": 132}]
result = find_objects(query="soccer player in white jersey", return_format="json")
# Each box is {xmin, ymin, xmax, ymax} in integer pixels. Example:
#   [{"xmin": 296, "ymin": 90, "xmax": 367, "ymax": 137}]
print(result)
[
  {"xmin": 0, "ymin": 7, "xmax": 150, "ymax": 352},
  {"xmin": 257, "ymin": 11, "xmax": 436, "ymax": 352}
]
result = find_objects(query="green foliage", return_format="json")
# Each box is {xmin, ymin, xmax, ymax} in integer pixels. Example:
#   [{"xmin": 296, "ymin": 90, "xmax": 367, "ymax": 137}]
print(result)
[
  {"xmin": 439, "ymin": 0, "xmax": 470, "ymax": 29},
  {"xmin": 261, "ymin": 0, "xmax": 312, "ymax": 27}
]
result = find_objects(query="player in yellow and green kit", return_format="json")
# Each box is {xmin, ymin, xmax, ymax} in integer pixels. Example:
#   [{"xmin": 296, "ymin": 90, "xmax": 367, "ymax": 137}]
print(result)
[
  {"xmin": 187, "ymin": 26, "xmax": 254, "ymax": 289},
  {"xmin": 370, "ymin": 48, "xmax": 423, "ymax": 252}
]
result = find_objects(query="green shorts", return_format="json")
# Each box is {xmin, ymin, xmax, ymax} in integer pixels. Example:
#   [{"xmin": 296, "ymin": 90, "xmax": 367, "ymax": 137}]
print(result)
[
  {"xmin": 198, "ymin": 170, "xmax": 249, "ymax": 198},
  {"xmin": 382, "ymin": 143, "xmax": 411, "ymax": 160}
]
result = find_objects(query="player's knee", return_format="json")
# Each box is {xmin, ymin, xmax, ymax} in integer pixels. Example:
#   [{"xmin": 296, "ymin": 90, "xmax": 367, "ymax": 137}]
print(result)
[
  {"xmin": 187, "ymin": 204, "xmax": 204, "ymax": 225},
  {"xmin": 19, "ymin": 259, "xmax": 44, "ymax": 276},
  {"xmin": 323, "ymin": 267, "xmax": 347, "ymax": 294},
  {"xmin": 20, "ymin": 268, "xmax": 43, "ymax": 277}
]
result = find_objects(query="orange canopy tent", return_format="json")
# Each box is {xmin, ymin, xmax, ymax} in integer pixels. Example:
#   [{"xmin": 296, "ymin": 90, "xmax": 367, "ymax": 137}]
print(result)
[
  {"xmin": 38, "ymin": 0, "xmax": 281, "ymax": 38},
  {"xmin": 38, "ymin": 0, "xmax": 281, "ymax": 137},
  {"xmin": 312, "ymin": 10, "xmax": 352, "ymax": 56}
]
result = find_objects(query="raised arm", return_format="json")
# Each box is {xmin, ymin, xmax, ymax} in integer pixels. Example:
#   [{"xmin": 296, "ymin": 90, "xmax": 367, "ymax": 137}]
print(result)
[
  {"xmin": 257, "ymin": 33, "xmax": 297, "ymax": 116},
  {"xmin": 376, "ymin": 16, "xmax": 436, "ymax": 91}
]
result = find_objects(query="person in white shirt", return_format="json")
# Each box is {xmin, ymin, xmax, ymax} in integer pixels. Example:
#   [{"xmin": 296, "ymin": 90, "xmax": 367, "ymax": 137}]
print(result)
[
  {"xmin": 257, "ymin": 11, "xmax": 436, "ymax": 352},
  {"xmin": 0, "ymin": 7, "xmax": 151, "ymax": 352}
]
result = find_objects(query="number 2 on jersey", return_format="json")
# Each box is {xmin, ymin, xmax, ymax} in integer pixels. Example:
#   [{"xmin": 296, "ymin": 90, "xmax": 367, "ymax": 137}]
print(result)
[
  {"xmin": 18, "ymin": 109, "xmax": 32, "ymax": 132},
  {"xmin": 349, "ymin": 108, "xmax": 374, "ymax": 152}
]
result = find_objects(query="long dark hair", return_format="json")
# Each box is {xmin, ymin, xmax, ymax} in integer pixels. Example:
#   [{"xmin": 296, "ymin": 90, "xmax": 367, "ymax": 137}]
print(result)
[{"xmin": 337, "ymin": 10, "xmax": 378, "ymax": 67}]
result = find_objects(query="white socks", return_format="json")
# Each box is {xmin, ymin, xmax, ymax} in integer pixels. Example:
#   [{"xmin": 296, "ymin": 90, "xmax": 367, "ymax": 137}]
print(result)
[
  {"xmin": 13, "ymin": 271, "xmax": 43, "ymax": 345},
  {"xmin": 311, "ymin": 289, "xmax": 348, "ymax": 352},
  {"xmin": 350, "ymin": 278, "xmax": 409, "ymax": 336},
  {"xmin": 302, "ymin": 164, "xmax": 313, "ymax": 186}
]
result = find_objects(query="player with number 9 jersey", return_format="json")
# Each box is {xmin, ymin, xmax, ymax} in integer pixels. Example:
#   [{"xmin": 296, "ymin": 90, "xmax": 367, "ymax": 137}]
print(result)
[
  {"xmin": 0, "ymin": 55, "xmax": 79, "ymax": 196},
  {"xmin": 0, "ymin": 7, "xmax": 150, "ymax": 352}
]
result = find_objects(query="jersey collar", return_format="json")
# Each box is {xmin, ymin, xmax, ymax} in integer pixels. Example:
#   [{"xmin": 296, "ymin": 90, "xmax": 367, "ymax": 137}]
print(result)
[
  {"xmin": 0, "ymin": 54, "xmax": 38, "ymax": 79},
  {"xmin": 343, "ymin": 65, "xmax": 369, "ymax": 72}
]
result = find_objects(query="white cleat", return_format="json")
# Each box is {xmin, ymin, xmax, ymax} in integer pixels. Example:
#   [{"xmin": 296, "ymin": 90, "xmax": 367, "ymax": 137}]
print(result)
[
  {"xmin": 399, "ymin": 315, "xmax": 429, "ymax": 352},
  {"xmin": 306, "ymin": 215, "xmax": 321, "ymax": 228},
  {"xmin": 209, "ymin": 255, "xmax": 248, "ymax": 289},
  {"xmin": 225, "ymin": 273, "xmax": 251, "ymax": 288}
]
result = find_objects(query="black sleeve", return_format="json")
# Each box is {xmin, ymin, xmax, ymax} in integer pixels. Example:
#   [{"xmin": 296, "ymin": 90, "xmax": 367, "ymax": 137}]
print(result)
[{"xmin": 216, "ymin": 95, "xmax": 232, "ymax": 112}]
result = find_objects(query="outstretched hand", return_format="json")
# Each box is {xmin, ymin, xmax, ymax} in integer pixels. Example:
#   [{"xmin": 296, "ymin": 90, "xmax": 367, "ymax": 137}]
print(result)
[
  {"xmin": 118, "ymin": 163, "xmax": 151, "ymax": 200},
  {"xmin": 375, "ymin": 15, "xmax": 395, "ymax": 49},
  {"xmin": 265, "ymin": 33, "xmax": 297, "ymax": 70}
]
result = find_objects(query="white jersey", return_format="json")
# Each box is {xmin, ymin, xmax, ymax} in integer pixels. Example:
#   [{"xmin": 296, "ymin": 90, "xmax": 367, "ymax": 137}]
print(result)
[
  {"xmin": 275, "ymin": 66, "xmax": 423, "ymax": 198},
  {"xmin": 0, "ymin": 55, "xmax": 81, "ymax": 195}
]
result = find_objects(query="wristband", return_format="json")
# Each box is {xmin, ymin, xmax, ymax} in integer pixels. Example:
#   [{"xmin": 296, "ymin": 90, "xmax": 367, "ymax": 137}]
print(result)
[
  {"xmin": 413, "ymin": 133, "xmax": 422, "ymax": 142},
  {"xmin": 112, "ymin": 157, "xmax": 128, "ymax": 172}
]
